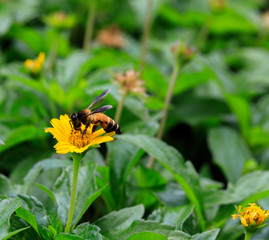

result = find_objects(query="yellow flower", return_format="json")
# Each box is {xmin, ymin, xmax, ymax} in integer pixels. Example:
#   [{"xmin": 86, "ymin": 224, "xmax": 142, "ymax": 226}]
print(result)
[
  {"xmin": 24, "ymin": 52, "xmax": 45, "ymax": 74},
  {"xmin": 232, "ymin": 203, "xmax": 269, "ymax": 227},
  {"xmin": 45, "ymin": 114, "xmax": 115, "ymax": 154}
]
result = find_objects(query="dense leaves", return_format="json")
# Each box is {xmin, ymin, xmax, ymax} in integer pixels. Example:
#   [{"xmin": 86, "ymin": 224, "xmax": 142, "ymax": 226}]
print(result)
[{"xmin": 0, "ymin": 0, "xmax": 269, "ymax": 239}]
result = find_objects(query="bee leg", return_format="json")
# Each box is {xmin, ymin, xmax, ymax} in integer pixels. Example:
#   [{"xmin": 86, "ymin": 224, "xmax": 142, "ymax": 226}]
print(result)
[
  {"xmin": 69, "ymin": 120, "xmax": 73, "ymax": 129},
  {"xmin": 92, "ymin": 125, "xmax": 98, "ymax": 133},
  {"xmin": 82, "ymin": 122, "xmax": 90, "ymax": 138}
]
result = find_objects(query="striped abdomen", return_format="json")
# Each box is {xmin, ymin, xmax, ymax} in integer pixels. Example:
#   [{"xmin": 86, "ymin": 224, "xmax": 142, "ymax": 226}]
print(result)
[{"xmin": 89, "ymin": 113, "xmax": 121, "ymax": 134}]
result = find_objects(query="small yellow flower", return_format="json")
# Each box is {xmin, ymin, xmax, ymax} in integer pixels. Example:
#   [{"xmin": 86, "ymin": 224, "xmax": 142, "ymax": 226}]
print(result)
[
  {"xmin": 45, "ymin": 114, "xmax": 115, "ymax": 154},
  {"xmin": 24, "ymin": 52, "xmax": 45, "ymax": 74},
  {"xmin": 232, "ymin": 203, "xmax": 269, "ymax": 227}
]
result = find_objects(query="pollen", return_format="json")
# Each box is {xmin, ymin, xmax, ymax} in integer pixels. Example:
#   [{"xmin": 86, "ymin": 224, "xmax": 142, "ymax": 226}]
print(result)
[{"xmin": 69, "ymin": 129, "xmax": 92, "ymax": 148}]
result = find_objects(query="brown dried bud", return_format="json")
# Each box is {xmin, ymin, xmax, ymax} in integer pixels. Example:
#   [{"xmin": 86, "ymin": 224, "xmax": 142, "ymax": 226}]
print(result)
[
  {"xmin": 97, "ymin": 26, "xmax": 125, "ymax": 48},
  {"xmin": 209, "ymin": 0, "xmax": 226, "ymax": 11},
  {"xmin": 262, "ymin": 11, "xmax": 269, "ymax": 29},
  {"xmin": 114, "ymin": 70, "xmax": 145, "ymax": 95},
  {"xmin": 171, "ymin": 41, "xmax": 195, "ymax": 64}
]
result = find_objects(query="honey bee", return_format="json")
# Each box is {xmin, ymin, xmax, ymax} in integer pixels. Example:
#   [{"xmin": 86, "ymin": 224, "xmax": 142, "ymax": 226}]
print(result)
[{"xmin": 70, "ymin": 89, "xmax": 121, "ymax": 136}]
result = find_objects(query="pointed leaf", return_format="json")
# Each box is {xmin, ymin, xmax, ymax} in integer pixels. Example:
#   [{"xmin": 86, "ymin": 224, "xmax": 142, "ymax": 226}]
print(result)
[
  {"xmin": 208, "ymin": 127, "xmax": 252, "ymax": 182},
  {"xmin": 127, "ymin": 232, "xmax": 167, "ymax": 240},
  {"xmin": 95, "ymin": 204, "xmax": 144, "ymax": 235},
  {"xmin": 15, "ymin": 207, "xmax": 39, "ymax": 234},
  {"xmin": 191, "ymin": 229, "xmax": 220, "ymax": 240},
  {"xmin": 116, "ymin": 134, "xmax": 205, "ymax": 230},
  {"xmin": 73, "ymin": 223, "xmax": 102, "ymax": 240},
  {"xmin": 0, "ymin": 198, "xmax": 24, "ymax": 239},
  {"xmin": 17, "ymin": 194, "xmax": 48, "ymax": 227}
]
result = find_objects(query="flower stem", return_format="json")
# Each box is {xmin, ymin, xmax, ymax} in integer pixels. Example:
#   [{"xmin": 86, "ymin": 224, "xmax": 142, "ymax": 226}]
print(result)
[
  {"xmin": 244, "ymin": 231, "xmax": 253, "ymax": 240},
  {"xmin": 147, "ymin": 60, "xmax": 180, "ymax": 168},
  {"xmin": 64, "ymin": 154, "xmax": 83, "ymax": 233},
  {"xmin": 196, "ymin": 15, "xmax": 212, "ymax": 51},
  {"xmin": 46, "ymin": 34, "xmax": 59, "ymax": 73},
  {"xmin": 83, "ymin": 0, "xmax": 96, "ymax": 51},
  {"xmin": 114, "ymin": 91, "xmax": 127, "ymax": 124},
  {"xmin": 139, "ymin": 0, "xmax": 153, "ymax": 72}
]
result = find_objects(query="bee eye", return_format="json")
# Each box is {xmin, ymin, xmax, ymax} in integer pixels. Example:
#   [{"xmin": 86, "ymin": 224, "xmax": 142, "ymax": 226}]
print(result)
[{"xmin": 71, "ymin": 113, "xmax": 76, "ymax": 120}]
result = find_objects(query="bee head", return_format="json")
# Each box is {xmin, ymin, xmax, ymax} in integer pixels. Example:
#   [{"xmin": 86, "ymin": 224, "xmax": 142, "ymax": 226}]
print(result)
[{"xmin": 70, "ymin": 113, "xmax": 81, "ymax": 130}]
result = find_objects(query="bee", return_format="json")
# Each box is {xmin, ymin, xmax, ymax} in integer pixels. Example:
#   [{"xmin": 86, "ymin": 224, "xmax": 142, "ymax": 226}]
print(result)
[{"xmin": 70, "ymin": 89, "xmax": 121, "ymax": 136}]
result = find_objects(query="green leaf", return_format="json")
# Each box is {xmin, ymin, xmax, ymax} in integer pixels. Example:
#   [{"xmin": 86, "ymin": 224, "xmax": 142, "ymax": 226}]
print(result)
[
  {"xmin": 96, "ymin": 166, "xmax": 117, "ymax": 211},
  {"xmin": 127, "ymin": 231, "xmax": 167, "ymax": 240},
  {"xmin": 34, "ymin": 183, "xmax": 56, "ymax": 203},
  {"xmin": 191, "ymin": 229, "xmax": 220, "ymax": 240},
  {"xmin": 2, "ymin": 227, "xmax": 30, "ymax": 240},
  {"xmin": 210, "ymin": 9, "xmax": 257, "ymax": 34},
  {"xmin": 73, "ymin": 223, "xmax": 102, "ymax": 240},
  {"xmin": 0, "ymin": 174, "xmax": 17, "ymax": 195},
  {"xmin": 171, "ymin": 94, "xmax": 229, "ymax": 125},
  {"xmin": 225, "ymin": 93, "xmax": 251, "ymax": 138},
  {"xmin": 53, "ymin": 169, "xmax": 71, "ymax": 227},
  {"xmin": 149, "ymin": 205, "xmax": 194, "ymax": 230},
  {"xmin": 208, "ymin": 127, "xmax": 252, "ymax": 182},
  {"xmin": 21, "ymin": 165, "xmax": 42, "ymax": 194},
  {"xmin": 0, "ymin": 8, "xmax": 12, "ymax": 35},
  {"xmin": 72, "ymin": 184, "xmax": 107, "ymax": 227},
  {"xmin": 154, "ymin": 182, "xmax": 188, "ymax": 207},
  {"xmin": 0, "ymin": 125, "xmax": 44, "ymax": 153},
  {"xmin": 17, "ymin": 194, "xmax": 48, "ymax": 227},
  {"xmin": 134, "ymin": 165, "xmax": 166, "ymax": 188},
  {"xmin": 95, "ymin": 204, "xmax": 144, "ymax": 235},
  {"xmin": 0, "ymin": 66, "xmax": 45, "ymax": 93},
  {"xmin": 116, "ymin": 134, "xmax": 205, "ymax": 230},
  {"xmin": 55, "ymin": 51, "xmax": 90, "ymax": 90},
  {"xmin": 15, "ymin": 207, "xmax": 39, "ymax": 234},
  {"xmin": 104, "ymin": 219, "xmax": 190, "ymax": 240},
  {"xmin": 55, "ymin": 233, "xmax": 83, "ymax": 240},
  {"xmin": 174, "ymin": 55, "xmax": 214, "ymax": 95},
  {"xmin": 0, "ymin": 198, "xmax": 26, "ymax": 240},
  {"xmin": 142, "ymin": 66, "xmax": 167, "ymax": 98},
  {"xmin": 32, "ymin": 158, "xmax": 73, "ymax": 171},
  {"xmin": 109, "ymin": 141, "xmax": 140, "ymax": 208},
  {"xmin": 204, "ymin": 171, "xmax": 269, "ymax": 207},
  {"xmin": 72, "ymin": 160, "xmax": 100, "ymax": 228},
  {"xmin": 9, "ymin": 26, "xmax": 44, "ymax": 53}
]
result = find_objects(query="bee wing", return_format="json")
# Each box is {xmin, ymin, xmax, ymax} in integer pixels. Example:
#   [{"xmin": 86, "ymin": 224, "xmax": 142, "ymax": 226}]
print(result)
[
  {"xmin": 87, "ymin": 88, "xmax": 111, "ymax": 110},
  {"xmin": 90, "ymin": 105, "xmax": 113, "ymax": 114}
]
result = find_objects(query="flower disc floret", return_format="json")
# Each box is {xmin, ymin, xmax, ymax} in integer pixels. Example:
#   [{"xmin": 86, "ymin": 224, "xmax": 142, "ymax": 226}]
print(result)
[{"xmin": 45, "ymin": 114, "xmax": 115, "ymax": 154}]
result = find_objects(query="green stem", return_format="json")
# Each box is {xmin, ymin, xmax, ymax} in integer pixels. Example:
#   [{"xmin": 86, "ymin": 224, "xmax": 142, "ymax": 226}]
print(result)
[
  {"xmin": 196, "ymin": 15, "xmax": 212, "ymax": 51},
  {"xmin": 244, "ymin": 231, "xmax": 253, "ymax": 240},
  {"xmin": 114, "ymin": 91, "xmax": 127, "ymax": 124},
  {"xmin": 105, "ymin": 91, "xmax": 127, "ymax": 165},
  {"xmin": 139, "ymin": 0, "xmax": 153, "ymax": 72},
  {"xmin": 46, "ymin": 33, "xmax": 59, "ymax": 73},
  {"xmin": 147, "ymin": 60, "xmax": 180, "ymax": 168},
  {"xmin": 64, "ymin": 153, "xmax": 83, "ymax": 233},
  {"xmin": 83, "ymin": 0, "xmax": 96, "ymax": 51}
]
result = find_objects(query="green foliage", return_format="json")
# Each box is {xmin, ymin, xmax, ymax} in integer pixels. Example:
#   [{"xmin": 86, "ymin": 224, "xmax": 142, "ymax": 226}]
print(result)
[{"xmin": 1, "ymin": 0, "xmax": 269, "ymax": 239}]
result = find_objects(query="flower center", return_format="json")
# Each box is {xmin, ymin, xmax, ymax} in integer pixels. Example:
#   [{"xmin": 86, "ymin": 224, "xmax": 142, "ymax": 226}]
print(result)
[{"xmin": 69, "ymin": 129, "xmax": 92, "ymax": 148}]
